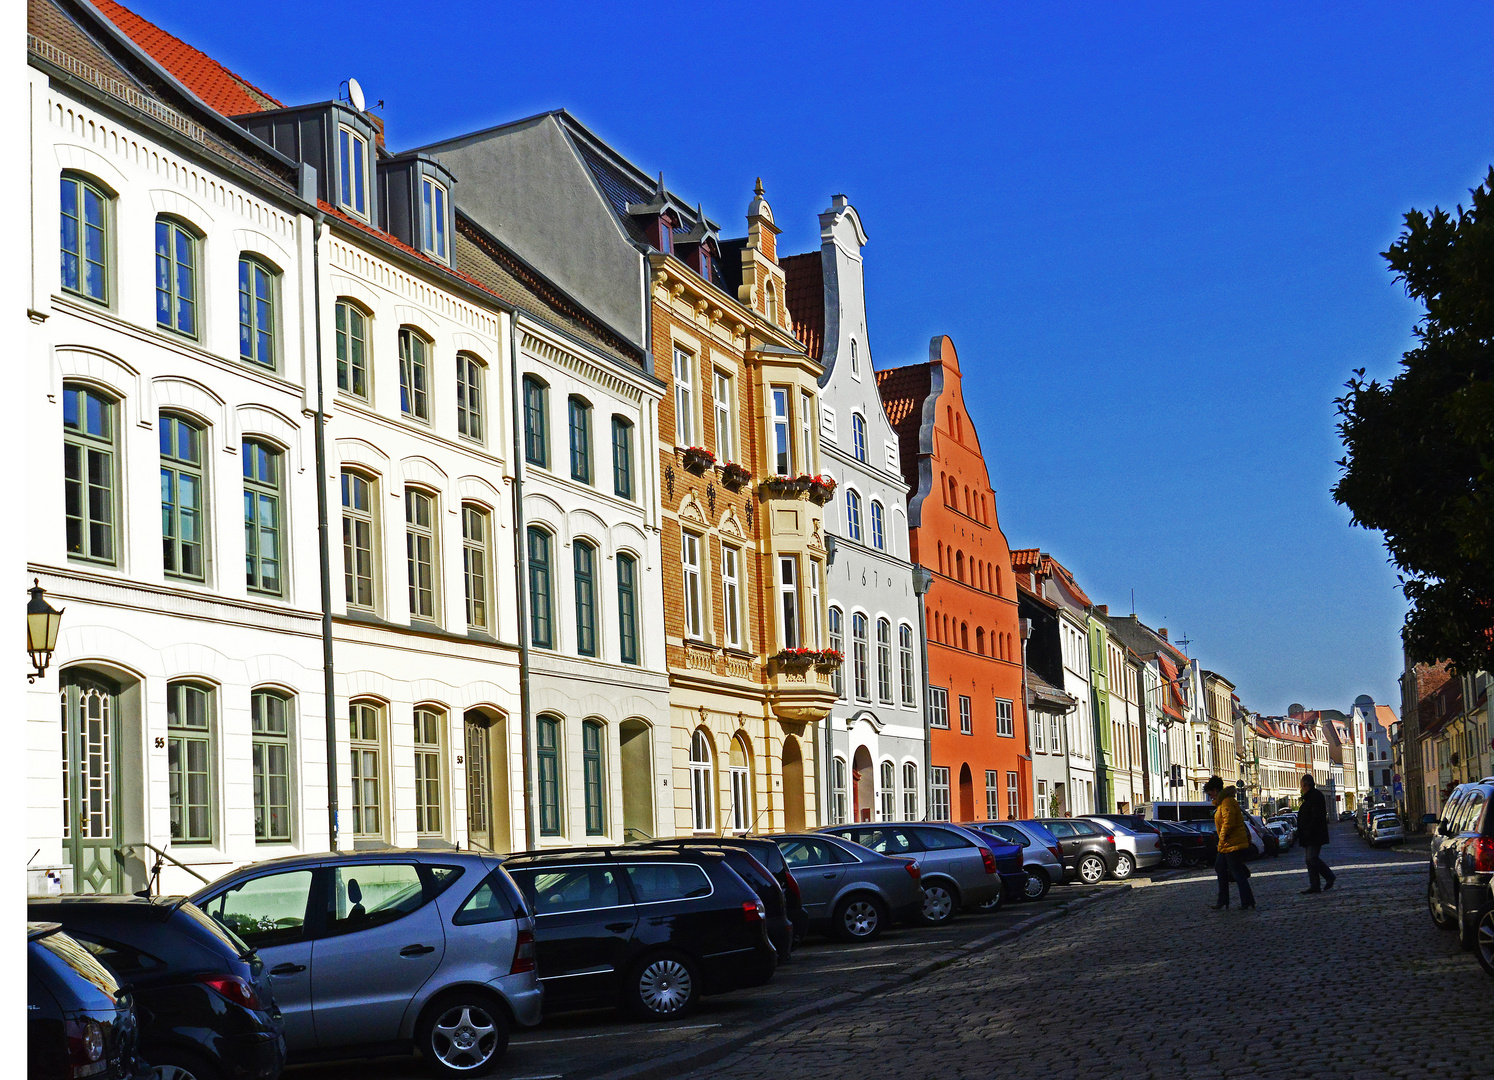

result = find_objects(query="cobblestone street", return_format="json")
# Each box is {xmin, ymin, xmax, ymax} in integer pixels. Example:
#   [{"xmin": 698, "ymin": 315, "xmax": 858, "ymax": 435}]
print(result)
[{"xmin": 695, "ymin": 827, "xmax": 1490, "ymax": 1080}]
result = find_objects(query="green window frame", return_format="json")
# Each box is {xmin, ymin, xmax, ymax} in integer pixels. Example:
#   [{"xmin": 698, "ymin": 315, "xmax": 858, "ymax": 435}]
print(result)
[
  {"xmin": 60, "ymin": 174, "xmax": 108, "ymax": 303},
  {"xmin": 349, "ymin": 700, "xmax": 384, "ymax": 838},
  {"xmin": 399, "ymin": 327, "xmax": 430, "ymax": 421},
  {"xmin": 523, "ymin": 376, "xmax": 548, "ymax": 467},
  {"xmin": 612, "ymin": 416, "xmax": 634, "ymax": 500},
  {"xmin": 527, "ymin": 526, "xmax": 553, "ymax": 648},
  {"xmin": 341, "ymin": 471, "xmax": 376, "ymax": 611},
  {"xmin": 167, "ymin": 681, "xmax": 213, "ymax": 844},
  {"xmin": 537, "ymin": 716, "xmax": 562, "ymax": 836},
  {"xmin": 568, "ymin": 396, "xmax": 591, "ymax": 483},
  {"xmin": 243, "ymin": 440, "xmax": 282, "ymax": 595},
  {"xmin": 574, "ymin": 540, "xmax": 597, "ymax": 658},
  {"xmin": 335, "ymin": 300, "xmax": 368, "ymax": 398},
  {"xmin": 617, "ymin": 552, "xmax": 639, "ymax": 665},
  {"xmin": 238, "ymin": 256, "xmax": 276, "ymax": 368},
  {"xmin": 63, "ymin": 385, "xmax": 117, "ymax": 565},
  {"xmin": 251, "ymin": 689, "xmax": 292, "ymax": 843},
  {"xmin": 160, "ymin": 414, "xmax": 207, "ymax": 581},
  {"xmin": 583, "ymin": 719, "xmax": 606, "ymax": 836},
  {"xmin": 405, "ymin": 488, "xmax": 438, "ymax": 622},
  {"xmin": 462, "ymin": 504, "xmax": 490, "ymax": 631},
  {"xmin": 457, "ymin": 354, "xmax": 483, "ymax": 441},
  {"xmin": 414, "ymin": 707, "xmax": 444, "ymax": 836},
  {"xmin": 155, "ymin": 217, "xmax": 198, "ymax": 337}
]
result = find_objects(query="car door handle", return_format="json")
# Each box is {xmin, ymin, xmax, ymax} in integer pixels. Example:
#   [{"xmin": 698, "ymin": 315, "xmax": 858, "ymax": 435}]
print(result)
[
  {"xmin": 269, "ymin": 963, "xmax": 306, "ymax": 976},
  {"xmin": 399, "ymin": 944, "xmax": 436, "ymax": 957},
  {"xmin": 822, "ymin": 872, "xmax": 837, "ymax": 878},
  {"xmin": 605, "ymin": 922, "xmax": 632, "ymax": 933}
]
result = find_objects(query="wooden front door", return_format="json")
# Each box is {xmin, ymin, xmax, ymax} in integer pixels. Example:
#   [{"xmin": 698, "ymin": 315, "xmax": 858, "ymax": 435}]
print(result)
[{"xmin": 61, "ymin": 674, "xmax": 123, "ymax": 893}]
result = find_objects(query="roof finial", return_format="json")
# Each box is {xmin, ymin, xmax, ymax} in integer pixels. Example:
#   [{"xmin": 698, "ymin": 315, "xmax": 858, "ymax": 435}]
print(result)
[
  {"xmin": 656, "ymin": 171, "xmax": 665, "ymax": 194},
  {"xmin": 755, "ymin": 176, "xmax": 764, "ymax": 196}
]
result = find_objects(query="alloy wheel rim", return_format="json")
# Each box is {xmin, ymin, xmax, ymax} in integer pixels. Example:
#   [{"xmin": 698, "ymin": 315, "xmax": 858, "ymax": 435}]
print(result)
[
  {"xmin": 1081, "ymin": 858, "xmax": 1104, "ymax": 883},
  {"xmin": 153, "ymin": 1068, "xmax": 199, "ymax": 1080},
  {"xmin": 1024, "ymin": 874, "xmax": 1044, "ymax": 898},
  {"xmin": 1116, "ymin": 855, "xmax": 1133, "ymax": 877},
  {"xmin": 1165, "ymin": 849, "xmax": 1183, "ymax": 868},
  {"xmin": 845, "ymin": 900, "xmax": 879, "ymax": 936},
  {"xmin": 1479, "ymin": 912, "xmax": 1494, "ymax": 969},
  {"xmin": 923, "ymin": 886, "xmax": 953, "ymax": 921},
  {"xmin": 639, "ymin": 959, "xmax": 693, "ymax": 1013},
  {"xmin": 431, "ymin": 1004, "xmax": 499, "ymax": 1070}
]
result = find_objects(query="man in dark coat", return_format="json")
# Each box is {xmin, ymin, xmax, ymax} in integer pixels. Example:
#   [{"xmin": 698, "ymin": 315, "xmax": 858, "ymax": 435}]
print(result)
[{"xmin": 1297, "ymin": 774, "xmax": 1336, "ymax": 894}]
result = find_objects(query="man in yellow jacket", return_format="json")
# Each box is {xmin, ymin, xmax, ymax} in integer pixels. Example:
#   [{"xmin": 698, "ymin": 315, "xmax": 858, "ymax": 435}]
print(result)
[{"xmin": 1205, "ymin": 775, "xmax": 1256, "ymax": 911}]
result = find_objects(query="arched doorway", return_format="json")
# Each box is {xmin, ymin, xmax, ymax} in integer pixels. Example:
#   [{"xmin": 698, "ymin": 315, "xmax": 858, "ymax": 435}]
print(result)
[
  {"xmin": 619, "ymin": 719, "xmax": 654, "ymax": 840},
  {"xmin": 958, "ymin": 763, "xmax": 975, "ymax": 822},
  {"xmin": 852, "ymin": 745, "xmax": 874, "ymax": 822},
  {"xmin": 463, "ymin": 708, "xmax": 510, "ymax": 853},
  {"xmin": 782, "ymin": 736, "xmax": 805, "ymax": 832}
]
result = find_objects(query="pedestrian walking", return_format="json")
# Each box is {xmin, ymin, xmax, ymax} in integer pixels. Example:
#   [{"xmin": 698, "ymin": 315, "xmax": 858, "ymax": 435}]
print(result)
[
  {"xmin": 1205, "ymin": 775, "xmax": 1256, "ymax": 911},
  {"xmin": 1297, "ymin": 774, "xmax": 1336, "ymax": 894}
]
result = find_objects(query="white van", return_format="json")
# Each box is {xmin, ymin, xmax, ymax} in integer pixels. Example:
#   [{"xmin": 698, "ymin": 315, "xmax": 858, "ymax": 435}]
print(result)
[{"xmin": 1146, "ymin": 801, "xmax": 1217, "ymax": 823}]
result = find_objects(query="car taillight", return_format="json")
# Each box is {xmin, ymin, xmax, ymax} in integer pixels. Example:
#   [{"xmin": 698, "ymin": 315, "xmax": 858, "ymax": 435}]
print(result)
[
  {"xmin": 742, "ymin": 900, "xmax": 765, "ymax": 923},
  {"xmin": 198, "ymin": 974, "xmax": 262, "ymax": 1010},
  {"xmin": 1049, "ymin": 846, "xmax": 1062, "ymax": 860},
  {"xmin": 510, "ymin": 929, "xmax": 536, "ymax": 975},
  {"xmin": 1153, "ymin": 838, "xmax": 1162, "ymax": 849},
  {"xmin": 64, "ymin": 1018, "xmax": 104, "ymax": 1075},
  {"xmin": 783, "ymin": 871, "xmax": 802, "ymax": 902},
  {"xmin": 980, "ymin": 847, "xmax": 997, "ymax": 874},
  {"xmin": 902, "ymin": 860, "xmax": 921, "ymax": 881},
  {"xmin": 1472, "ymin": 837, "xmax": 1494, "ymax": 874}
]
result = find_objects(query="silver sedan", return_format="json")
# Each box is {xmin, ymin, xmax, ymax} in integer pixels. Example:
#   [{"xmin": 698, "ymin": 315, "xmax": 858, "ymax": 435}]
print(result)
[{"xmin": 768, "ymin": 833, "xmax": 925, "ymax": 942}]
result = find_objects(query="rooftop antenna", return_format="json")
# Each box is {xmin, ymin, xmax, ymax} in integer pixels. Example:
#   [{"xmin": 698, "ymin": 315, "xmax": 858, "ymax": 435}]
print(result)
[
  {"xmin": 1130, "ymin": 588, "xmax": 1135, "ymax": 615},
  {"xmin": 1177, "ymin": 631, "xmax": 1191, "ymax": 654}
]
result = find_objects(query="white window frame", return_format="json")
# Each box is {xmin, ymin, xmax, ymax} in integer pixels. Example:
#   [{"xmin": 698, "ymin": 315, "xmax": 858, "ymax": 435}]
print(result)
[
  {"xmin": 250, "ymin": 688, "xmax": 293, "ymax": 843},
  {"xmin": 713, "ymin": 370, "xmax": 734, "ymax": 463},
  {"xmin": 778, "ymin": 555, "xmax": 800, "ymax": 650},
  {"xmin": 771, "ymin": 387, "xmax": 791, "ymax": 475},
  {"xmin": 832, "ymin": 756, "xmax": 848, "ymax": 825},
  {"xmin": 420, "ymin": 177, "xmax": 448, "ymax": 260},
  {"xmin": 721, "ymin": 544, "xmax": 741, "ymax": 649},
  {"xmin": 829, "ymin": 606, "xmax": 845, "ymax": 698},
  {"xmin": 929, "ymin": 686, "xmax": 950, "ymax": 729},
  {"xmin": 799, "ymin": 390, "xmax": 815, "ymax": 473},
  {"xmin": 899, "ymin": 624, "xmax": 915, "ymax": 707},
  {"xmin": 808, "ymin": 560, "xmax": 823, "ymax": 649},
  {"xmin": 461, "ymin": 504, "xmax": 491, "ymax": 632},
  {"xmin": 682, "ymin": 531, "xmax": 703, "ymax": 639},
  {"xmin": 879, "ymin": 760, "xmax": 896, "ymax": 822},
  {"xmin": 903, "ymin": 763, "xmax": 919, "ymax": 820},
  {"xmin": 674, "ymin": 347, "xmax": 695, "ymax": 446},
  {"xmin": 870, "ymin": 499, "xmax": 885, "ymax": 550},
  {"xmin": 338, "ymin": 125, "xmax": 369, "ymax": 219},
  {"xmin": 985, "ymin": 770, "xmax": 1000, "ymax": 821},
  {"xmin": 852, "ymin": 613, "xmax": 870, "ymax": 701},
  {"xmin": 959, "ymin": 695, "xmax": 973, "ymax": 735},
  {"xmin": 690, "ymin": 730, "xmax": 714, "ymax": 833},
  {"xmin": 877, "ymin": 618, "xmax": 894, "ymax": 704},
  {"xmin": 996, "ymin": 698, "xmax": 1014, "ymax": 738},
  {"xmin": 852, "ymin": 412, "xmax": 867, "ymax": 463},
  {"xmin": 405, "ymin": 487, "xmax": 439, "ymax": 623},
  {"xmin": 930, "ymin": 766, "xmax": 951, "ymax": 822},
  {"xmin": 846, "ymin": 489, "xmax": 863, "ymax": 542},
  {"xmin": 414, "ymin": 706, "xmax": 445, "ymax": 837},
  {"xmin": 349, "ymin": 700, "xmax": 386, "ymax": 839}
]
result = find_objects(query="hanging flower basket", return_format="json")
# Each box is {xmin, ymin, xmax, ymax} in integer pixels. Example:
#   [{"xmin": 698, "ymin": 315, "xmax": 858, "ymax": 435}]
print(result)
[
  {"xmin": 721, "ymin": 462, "xmax": 752, "ymax": 492},
  {"xmin": 807, "ymin": 475, "xmax": 837, "ymax": 506},
  {"xmin": 814, "ymin": 648, "xmax": 844, "ymax": 672},
  {"xmin": 680, "ymin": 446, "xmax": 716, "ymax": 476}
]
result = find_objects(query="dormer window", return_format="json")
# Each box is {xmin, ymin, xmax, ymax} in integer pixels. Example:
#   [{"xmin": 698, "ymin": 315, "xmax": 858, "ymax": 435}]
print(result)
[
  {"xmin": 658, "ymin": 213, "xmax": 675, "ymax": 254},
  {"xmin": 338, "ymin": 126, "xmax": 368, "ymax": 219},
  {"xmin": 698, "ymin": 244, "xmax": 713, "ymax": 284},
  {"xmin": 421, "ymin": 178, "xmax": 448, "ymax": 259}
]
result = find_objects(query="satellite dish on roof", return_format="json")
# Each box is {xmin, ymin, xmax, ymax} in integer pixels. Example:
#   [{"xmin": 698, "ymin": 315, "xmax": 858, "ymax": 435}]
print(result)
[{"xmin": 347, "ymin": 78, "xmax": 366, "ymax": 113}]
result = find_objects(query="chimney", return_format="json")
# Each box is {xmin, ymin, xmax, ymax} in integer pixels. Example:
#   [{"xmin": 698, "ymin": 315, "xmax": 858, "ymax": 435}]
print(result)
[
  {"xmin": 1097, "ymin": 604, "xmax": 1108, "ymax": 616},
  {"xmin": 1158, "ymin": 628, "xmax": 1169, "ymax": 641},
  {"xmin": 366, "ymin": 113, "xmax": 385, "ymax": 151}
]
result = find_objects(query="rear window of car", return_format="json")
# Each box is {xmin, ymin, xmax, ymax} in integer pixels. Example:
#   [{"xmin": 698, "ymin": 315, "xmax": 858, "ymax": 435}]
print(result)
[
  {"xmin": 986, "ymin": 825, "xmax": 1028, "ymax": 847},
  {"xmin": 175, "ymin": 900, "xmax": 252, "ymax": 957},
  {"xmin": 1066, "ymin": 821, "xmax": 1100, "ymax": 837},
  {"xmin": 70, "ymin": 932, "xmax": 164, "ymax": 976},
  {"xmin": 780, "ymin": 838, "xmax": 855, "ymax": 867},
  {"xmin": 453, "ymin": 869, "xmax": 522, "ymax": 925},
  {"xmin": 913, "ymin": 827, "xmax": 973, "ymax": 850},
  {"xmin": 512, "ymin": 867, "xmax": 625, "ymax": 914},
  {"xmin": 623, "ymin": 863, "xmax": 712, "ymax": 904},
  {"xmin": 1019, "ymin": 821, "xmax": 1060, "ymax": 845},
  {"xmin": 36, "ymin": 932, "xmax": 120, "ymax": 996},
  {"xmin": 840, "ymin": 827, "xmax": 919, "ymax": 855}
]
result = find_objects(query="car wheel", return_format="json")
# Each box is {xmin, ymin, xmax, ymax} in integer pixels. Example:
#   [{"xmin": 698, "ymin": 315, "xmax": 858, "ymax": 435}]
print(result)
[
  {"xmin": 1458, "ymin": 890, "xmax": 1476, "ymax": 951},
  {"xmin": 920, "ymin": 882, "xmax": 958, "ymax": 924},
  {"xmin": 418, "ymin": 991, "xmax": 508, "ymax": 1077},
  {"xmin": 1476, "ymin": 908, "xmax": 1494, "ymax": 978},
  {"xmin": 148, "ymin": 1050, "xmax": 221, "ymax": 1080},
  {"xmin": 832, "ymin": 894, "xmax": 888, "ymax": 942},
  {"xmin": 1112, "ymin": 852, "xmax": 1135, "ymax": 880},
  {"xmin": 1429, "ymin": 876, "xmax": 1453, "ymax": 930},
  {"xmin": 973, "ymin": 885, "xmax": 1005, "ymax": 913},
  {"xmin": 1023, "ymin": 867, "xmax": 1051, "ymax": 900},
  {"xmin": 1078, "ymin": 854, "xmax": 1106, "ymax": 885},
  {"xmin": 624, "ymin": 951, "xmax": 700, "ymax": 1020},
  {"xmin": 1163, "ymin": 846, "xmax": 1185, "ymax": 869}
]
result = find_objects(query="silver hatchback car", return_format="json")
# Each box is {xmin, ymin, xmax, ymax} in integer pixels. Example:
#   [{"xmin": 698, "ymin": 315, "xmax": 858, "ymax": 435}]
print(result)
[
  {"xmin": 771, "ymin": 833, "xmax": 925, "ymax": 942},
  {"xmin": 820, "ymin": 823, "xmax": 1003, "ymax": 924},
  {"xmin": 967, "ymin": 820, "xmax": 1066, "ymax": 899},
  {"xmin": 191, "ymin": 850, "xmax": 541, "ymax": 1077}
]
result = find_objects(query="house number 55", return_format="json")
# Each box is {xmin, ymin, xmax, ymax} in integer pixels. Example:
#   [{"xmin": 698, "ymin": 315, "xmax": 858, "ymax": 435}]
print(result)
[{"xmin": 154, "ymin": 737, "xmax": 165, "ymax": 749}]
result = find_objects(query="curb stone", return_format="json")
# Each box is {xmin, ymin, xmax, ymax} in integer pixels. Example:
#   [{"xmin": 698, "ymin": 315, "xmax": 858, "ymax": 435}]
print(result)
[{"xmin": 585, "ymin": 885, "xmax": 1133, "ymax": 1080}]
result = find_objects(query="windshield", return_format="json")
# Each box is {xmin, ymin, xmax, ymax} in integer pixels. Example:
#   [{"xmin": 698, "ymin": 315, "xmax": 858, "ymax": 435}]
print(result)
[{"xmin": 37, "ymin": 931, "xmax": 120, "ymax": 996}]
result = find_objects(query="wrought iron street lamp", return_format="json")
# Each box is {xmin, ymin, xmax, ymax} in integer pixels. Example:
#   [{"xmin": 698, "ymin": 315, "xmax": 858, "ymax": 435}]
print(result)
[{"xmin": 27, "ymin": 579, "xmax": 63, "ymax": 683}]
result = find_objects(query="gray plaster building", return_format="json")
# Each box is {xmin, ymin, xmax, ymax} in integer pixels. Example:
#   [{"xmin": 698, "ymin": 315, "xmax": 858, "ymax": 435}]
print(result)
[{"xmin": 784, "ymin": 198, "xmax": 926, "ymax": 824}]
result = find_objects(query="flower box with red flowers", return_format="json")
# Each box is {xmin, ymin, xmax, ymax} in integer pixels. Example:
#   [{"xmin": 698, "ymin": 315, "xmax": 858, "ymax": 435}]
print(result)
[
  {"xmin": 761, "ymin": 474, "xmax": 810, "ymax": 498},
  {"xmin": 774, "ymin": 647, "xmax": 819, "ymax": 668},
  {"xmin": 806, "ymin": 474, "xmax": 838, "ymax": 505},
  {"xmin": 680, "ymin": 446, "xmax": 716, "ymax": 476},
  {"xmin": 814, "ymin": 648, "xmax": 844, "ymax": 672},
  {"xmin": 720, "ymin": 462, "xmax": 752, "ymax": 492}
]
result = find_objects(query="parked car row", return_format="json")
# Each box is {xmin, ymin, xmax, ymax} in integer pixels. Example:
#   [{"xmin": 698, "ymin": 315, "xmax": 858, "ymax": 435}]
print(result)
[
  {"xmin": 1360, "ymin": 805, "xmax": 1406, "ymax": 847},
  {"xmin": 1427, "ymin": 777, "xmax": 1494, "ymax": 979}
]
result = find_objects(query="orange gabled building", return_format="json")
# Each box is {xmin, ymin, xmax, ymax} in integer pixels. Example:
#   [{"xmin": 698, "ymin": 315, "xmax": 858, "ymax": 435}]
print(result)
[{"xmin": 877, "ymin": 337, "xmax": 1030, "ymax": 821}]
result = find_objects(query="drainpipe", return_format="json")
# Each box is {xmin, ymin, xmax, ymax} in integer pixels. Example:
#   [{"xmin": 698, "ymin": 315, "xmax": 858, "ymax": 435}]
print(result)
[
  {"xmin": 1019, "ymin": 618, "xmax": 1032, "ymax": 817},
  {"xmin": 911, "ymin": 566, "xmax": 935, "ymax": 818},
  {"xmin": 509, "ymin": 314, "xmax": 537, "ymax": 851},
  {"xmin": 309, "ymin": 209, "xmax": 340, "ymax": 852}
]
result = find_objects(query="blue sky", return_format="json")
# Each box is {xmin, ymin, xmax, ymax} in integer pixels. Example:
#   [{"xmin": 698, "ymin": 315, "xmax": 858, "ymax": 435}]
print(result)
[{"xmin": 132, "ymin": 0, "xmax": 1494, "ymax": 714}]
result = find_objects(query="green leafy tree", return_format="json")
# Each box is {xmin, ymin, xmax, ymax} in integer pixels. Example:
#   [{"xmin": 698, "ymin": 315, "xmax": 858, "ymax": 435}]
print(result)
[{"xmin": 1335, "ymin": 167, "xmax": 1494, "ymax": 672}]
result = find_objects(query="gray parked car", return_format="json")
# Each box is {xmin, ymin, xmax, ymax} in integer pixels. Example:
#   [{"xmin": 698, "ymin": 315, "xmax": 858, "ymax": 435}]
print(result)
[
  {"xmin": 966, "ymin": 820, "xmax": 1065, "ymax": 899},
  {"xmin": 820, "ymin": 823, "xmax": 1004, "ymax": 925},
  {"xmin": 769, "ymin": 833, "xmax": 924, "ymax": 942},
  {"xmin": 1083, "ymin": 817, "xmax": 1163, "ymax": 879},
  {"xmin": 191, "ymin": 850, "xmax": 541, "ymax": 1077}
]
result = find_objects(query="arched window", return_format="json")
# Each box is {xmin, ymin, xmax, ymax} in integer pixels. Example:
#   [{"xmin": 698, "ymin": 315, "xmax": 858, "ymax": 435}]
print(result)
[
  {"xmin": 902, "ymin": 761, "xmax": 919, "ymax": 820},
  {"xmin": 568, "ymin": 396, "xmax": 592, "ymax": 483},
  {"xmin": 526, "ymin": 526, "xmax": 553, "ymax": 648},
  {"xmin": 940, "ymin": 472, "xmax": 948, "ymax": 505},
  {"xmin": 852, "ymin": 413, "xmax": 867, "ymax": 463},
  {"xmin": 573, "ymin": 539, "xmax": 598, "ymax": 658},
  {"xmin": 537, "ymin": 715, "xmax": 562, "ymax": 835},
  {"xmin": 461, "ymin": 504, "xmax": 491, "ymax": 631},
  {"xmin": 899, "ymin": 624, "xmax": 915, "ymax": 706},
  {"xmin": 61, "ymin": 173, "xmax": 111, "ymax": 303},
  {"xmin": 845, "ymin": 489, "xmax": 863, "ymax": 542},
  {"xmin": 155, "ymin": 216, "xmax": 198, "ymax": 337},
  {"xmin": 948, "ymin": 477, "xmax": 958, "ymax": 505},
  {"xmin": 946, "ymin": 406, "xmax": 954, "ymax": 435},
  {"xmin": 961, "ymin": 622, "xmax": 970, "ymax": 651},
  {"xmin": 160, "ymin": 413, "xmax": 207, "ymax": 582},
  {"xmin": 852, "ymin": 613, "xmax": 870, "ymax": 701},
  {"xmin": 617, "ymin": 552, "xmax": 639, "ymax": 665},
  {"xmin": 583, "ymin": 719, "xmax": 606, "ymax": 836},
  {"xmin": 992, "ymin": 565, "xmax": 1001, "ymax": 594},
  {"xmin": 964, "ymin": 486, "xmax": 971, "ymax": 515},
  {"xmin": 341, "ymin": 470, "xmax": 377, "ymax": 611},
  {"xmin": 238, "ymin": 255, "xmax": 278, "ymax": 369},
  {"xmin": 457, "ymin": 353, "xmax": 485, "ymax": 441},
  {"xmin": 870, "ymin": 500, "xmax": 885, "ymax": 550},
  {"xmin": 167, "ymin": 680, "xmax": 215, "ymax": 843},
  {"xmin": 728, "ymin": 735, "xmax": 752, "ymax": 833},
  {"xmin": 831, "ymin": 756, "xmax": 848, "ymax": 824},
  {"xmin": 879, "ymin": 760, "xmax": 896, "ymax": 822},
  {"xmin": 766, "ymin": 282, "xmax": 778, "ymax": 324},
  {"xmin": 956, "ymin": 413, "xmax": 964, "ymax": 443},
  {"xmin": 398, "ymin": 327, "xmax": 431, "ymax": 421},
  {"xmin": 876, "ymin": 618, "xmax": 893, "ymax": 703},
  {"xmin": 405, "ymin": 488, "xmax": 439, "ymax": 622},
  {"xmin": 335, "ymin": 300, "xmax": 369, "ymax": 398},
  {"xmin": 250, "ymin": 688, "xmax": 293, "ymax": 842},
  {"xmin": 413, "ymin": 705, "xmax": 445, "ymax": 837},
  {"xmin": 955, "ymin": 551, "xmax": 965, "ymax": 582},
  {"xmin": 244, "ymin": 439, "xmax": 283, "ymax": 596},
  {"xmin": 690, "ymin": 729, "xmax": 714, "ymax": 833},
  {"xmin": 612, "ymin": 416, "xmax": 634, "ymax": 500},
  {"xmin": 522, "ymin": 375, "xmax": 548, "ymax": 467},
  {"xmin": 936, "ymin": 541, "xmax": 945, "ymax": 574},
  {"xmin": 349, "ymin": 698, "xmax": 386, "ymax": 839},
  {"xmin": 850, "ymin": 338, "xmax": 859, "ymax": 375},
  {"xmin": 976, "ymin": 627, "xmax": 986, "ymax": 655},
  {"xmin": 828, "ymin": 606, "xmax": 845, "ymax": 698}
]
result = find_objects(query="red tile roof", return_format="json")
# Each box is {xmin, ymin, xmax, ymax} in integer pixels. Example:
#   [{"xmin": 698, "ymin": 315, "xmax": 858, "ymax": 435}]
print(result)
[
  {"xmin": 91, "ymin": 0, "xmax": 281, "ymax": 116},
  {"xmin": 876, "ymin": 363, "xmax": 930, "ymax": 430},
  {"xmin": 780, "ymin": 251, "xmax": 824, "ymax": 360},
  {"xmin": 1006, "ymin": 549, "xmax": 1094, "ymax": 607}
]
